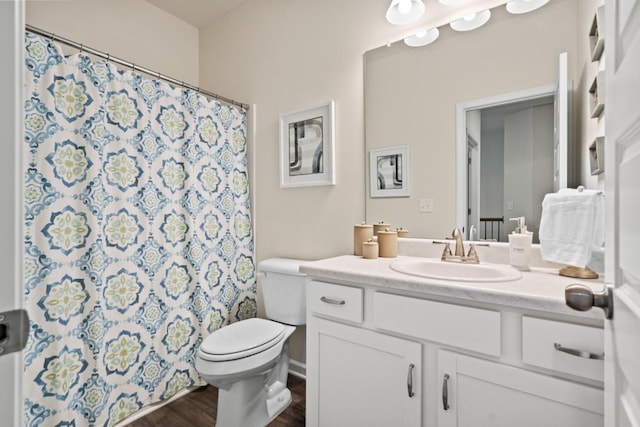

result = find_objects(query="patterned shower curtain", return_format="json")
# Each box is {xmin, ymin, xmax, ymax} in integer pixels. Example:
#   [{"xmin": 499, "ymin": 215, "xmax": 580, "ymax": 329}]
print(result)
[{"xmin": 22, "ymin": 33, "xmax": 257, "ymax": 427}]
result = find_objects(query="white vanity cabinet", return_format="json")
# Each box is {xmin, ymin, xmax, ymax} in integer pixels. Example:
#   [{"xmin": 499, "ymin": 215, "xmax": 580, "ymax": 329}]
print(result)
[
  {"xmin": 305, "ymin": 276, "xmax": 605, "ymax": 427},
  {"xmin": 306, "ymin": 280, "xmax": 422, "ymax": 427}
]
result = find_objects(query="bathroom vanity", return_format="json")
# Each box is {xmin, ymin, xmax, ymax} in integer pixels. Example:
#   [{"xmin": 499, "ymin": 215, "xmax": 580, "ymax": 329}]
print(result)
[{"xmin": 302, "ymin": 248, "xmax": 605, "ymax": 427}]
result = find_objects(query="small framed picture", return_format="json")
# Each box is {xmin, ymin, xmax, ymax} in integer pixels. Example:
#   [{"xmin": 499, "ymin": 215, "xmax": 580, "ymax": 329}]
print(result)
[
  {"xmin": 279, "ymin": 101, "xmax": 335, "ymax": 188},
  {"xmin": 369, "ymin": 146, "xmax": 410, "ymax": 198}
]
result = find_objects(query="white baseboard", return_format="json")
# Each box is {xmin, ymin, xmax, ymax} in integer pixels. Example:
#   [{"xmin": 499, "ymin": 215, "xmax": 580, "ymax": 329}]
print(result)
[{"xmin": 289, "ymin": 359, "xmax": 306, "ymax": 380}]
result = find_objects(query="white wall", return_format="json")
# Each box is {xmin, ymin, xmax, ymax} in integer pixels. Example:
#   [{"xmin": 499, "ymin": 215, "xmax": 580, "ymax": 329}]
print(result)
[{"xmin": 26, "ymin": 0, "xmax": 199, "ymax": 84}]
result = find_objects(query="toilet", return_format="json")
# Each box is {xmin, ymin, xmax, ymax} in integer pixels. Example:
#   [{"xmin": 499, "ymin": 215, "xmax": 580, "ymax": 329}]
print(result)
[{"xmin": 195, "ymin": 258, "xmax": 307, "ymax": 427}]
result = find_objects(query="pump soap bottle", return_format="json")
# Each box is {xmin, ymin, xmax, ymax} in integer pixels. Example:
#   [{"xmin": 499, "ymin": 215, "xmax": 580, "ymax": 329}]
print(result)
[{"xmin": 508, "ymin": 217, "xmax": 533, "ymax": 271}]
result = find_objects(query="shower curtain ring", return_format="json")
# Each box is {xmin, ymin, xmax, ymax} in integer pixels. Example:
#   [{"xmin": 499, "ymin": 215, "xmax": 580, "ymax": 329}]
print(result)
[
  {"xmin": 79, "ymin": 44, "xmax": 84, "ymax": 54},
  {"xmin": 132, "ymin": 63, "xmax": 136, "ymax": 73}
]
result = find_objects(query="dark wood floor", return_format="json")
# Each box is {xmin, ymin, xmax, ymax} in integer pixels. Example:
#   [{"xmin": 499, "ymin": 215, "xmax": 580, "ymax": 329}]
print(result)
[{"xmin": 128, "ymin": 375, "xmax": 305, "ymax": 427}]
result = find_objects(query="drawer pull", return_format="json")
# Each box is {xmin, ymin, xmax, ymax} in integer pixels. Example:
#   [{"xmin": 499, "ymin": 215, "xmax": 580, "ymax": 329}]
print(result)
[
  {"xmin": 407, "ymin": 363, "xmax": 415, "ymax": 398},
  {"xmin": 442, "ymin": 374, "xmax": 450, "ymax": 411},
  {"xmin": 320, "ymin": 296, "xmax": 346, "ymax": 305},
  {"xmin": 554, "ymin": 343, "xmax": 604, "ymax": 360}
]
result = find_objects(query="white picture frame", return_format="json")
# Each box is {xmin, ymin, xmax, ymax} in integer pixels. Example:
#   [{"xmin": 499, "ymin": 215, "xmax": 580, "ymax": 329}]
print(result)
[
  {"xmin": 279, "ymin": 101, "xmax": 335, "ymax": 188},
  {"xmin": 369, "ymin": 146, "xmax": 410, "ymax": 198}
]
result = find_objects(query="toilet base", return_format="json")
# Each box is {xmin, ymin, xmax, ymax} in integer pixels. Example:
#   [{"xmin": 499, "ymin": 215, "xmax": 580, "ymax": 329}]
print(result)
[
  {"xmin": 216, "ymin": 376, "xmax": 292, "ymax": 427},
  {"xmin": 266, "ymin": 387, "xmax": 292, "ymax": 422}
]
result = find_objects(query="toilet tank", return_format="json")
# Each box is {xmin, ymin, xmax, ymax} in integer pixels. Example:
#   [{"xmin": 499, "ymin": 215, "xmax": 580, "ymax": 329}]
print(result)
[{"xmin": 257, "ymin": 258, "xmax": 308, "ymax": 325}]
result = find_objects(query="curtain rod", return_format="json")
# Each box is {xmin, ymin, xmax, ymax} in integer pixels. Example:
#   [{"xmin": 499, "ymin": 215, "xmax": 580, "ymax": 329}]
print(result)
[{"xmin": 25, "ymin": 24, "xmax": 249, "ymax": 111}]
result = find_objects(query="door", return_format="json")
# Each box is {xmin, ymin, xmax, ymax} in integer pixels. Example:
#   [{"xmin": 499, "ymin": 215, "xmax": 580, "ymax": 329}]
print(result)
[
  {"xmin": 553, "ymin": 51, "xmax": 569, "ymax": 191},
  {"xmin": 604, "ymin": 0, "xmax": 640, "ymax": 425},
  {"xmin": 0, "ymin": 1, "xmax": 25, "ymax": 426},
  {"xmin": 307, "ymin": 317, "xmax": 422, "ymax": 427},
  {"xmin": 437, "ymin": 350, "xmax": 603, "ymax": 427}
]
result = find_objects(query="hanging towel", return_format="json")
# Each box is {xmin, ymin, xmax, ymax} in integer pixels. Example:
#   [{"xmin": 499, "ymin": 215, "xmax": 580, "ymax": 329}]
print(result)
[{"xmin": 539, "ymin": 188, "xmax": 604, "ymax": 267}]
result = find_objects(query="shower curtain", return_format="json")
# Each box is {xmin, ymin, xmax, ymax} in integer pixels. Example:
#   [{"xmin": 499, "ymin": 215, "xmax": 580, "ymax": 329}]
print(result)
[{"xmin": 22, "ymin": 33, "xmax": 256, "ymax": 426}]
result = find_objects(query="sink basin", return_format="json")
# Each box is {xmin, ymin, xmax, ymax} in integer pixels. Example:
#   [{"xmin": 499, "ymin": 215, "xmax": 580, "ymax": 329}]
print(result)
[{"xmin": 390, "ymin": 258, "xmax": 522, "ymax": 283}]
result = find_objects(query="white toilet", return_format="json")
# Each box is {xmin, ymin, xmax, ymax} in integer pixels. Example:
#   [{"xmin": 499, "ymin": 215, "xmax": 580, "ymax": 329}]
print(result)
[{"xmin": 195, "ymin": 258, "xmax": 307, "ymax": 427}]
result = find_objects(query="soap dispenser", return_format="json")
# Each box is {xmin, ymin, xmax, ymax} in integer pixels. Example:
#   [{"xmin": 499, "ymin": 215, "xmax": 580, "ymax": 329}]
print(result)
[{"xmin": 508, "ymin": 216, "xmax": 533, "ymax": 271}]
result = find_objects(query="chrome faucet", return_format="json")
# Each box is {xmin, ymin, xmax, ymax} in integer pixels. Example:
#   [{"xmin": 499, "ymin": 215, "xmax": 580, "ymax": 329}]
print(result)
[{"xmin": 433, "ymin": 228, "xmax": 489, "ymax": 264}]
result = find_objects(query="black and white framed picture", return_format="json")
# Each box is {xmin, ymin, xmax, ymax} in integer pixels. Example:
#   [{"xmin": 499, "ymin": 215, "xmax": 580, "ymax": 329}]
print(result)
[
  {"xmin": 369, "ymin": 146, "xmax": 410, "ymax": 198},
  {"xmin": 279, "ymin": 101, "xmax": 335, "ymax": 188}
]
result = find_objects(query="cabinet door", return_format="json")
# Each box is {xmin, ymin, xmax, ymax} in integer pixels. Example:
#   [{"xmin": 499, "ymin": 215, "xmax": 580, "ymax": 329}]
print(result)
[
  {"xmin": 307, "ymin": 317, "xmax": 422, "ymax": 427},
  {"xmin": 437, "ymin": 350, "xmax": 603, "ymax": 427}
]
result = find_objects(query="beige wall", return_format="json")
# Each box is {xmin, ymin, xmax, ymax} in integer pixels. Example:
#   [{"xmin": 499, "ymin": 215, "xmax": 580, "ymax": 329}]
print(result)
[
  {"xmin": 26, "ymin": 0, "xmax": 199, "ymax": 84},
  {"xmin": 365, "ymin": 0, "xmax": 579, "ymax": 238}
]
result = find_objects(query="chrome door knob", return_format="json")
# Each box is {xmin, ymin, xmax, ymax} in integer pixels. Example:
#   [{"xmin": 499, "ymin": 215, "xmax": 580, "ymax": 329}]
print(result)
[{"xmin": 565, "ymin": 284, "xmax": 613, "ymax": 319}]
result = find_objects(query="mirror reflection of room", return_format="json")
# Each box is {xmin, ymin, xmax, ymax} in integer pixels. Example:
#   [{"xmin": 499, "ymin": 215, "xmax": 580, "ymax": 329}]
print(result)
[{"xmin": 364, "ymin": 0, "xmax": 601, "ymax": 240}]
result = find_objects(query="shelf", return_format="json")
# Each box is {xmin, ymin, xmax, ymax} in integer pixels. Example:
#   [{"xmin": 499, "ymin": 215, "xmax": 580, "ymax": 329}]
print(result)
[
  {"xmin": 589, "ymin": 6, "xmax": 605, "ymax": 62},
  {"xmin": 589, "ymin": 71, "xmax": 605, "ymax": 119},
  {"xmin": 589, "ymin": 137, "xmax": 605, "ymax": 175}
]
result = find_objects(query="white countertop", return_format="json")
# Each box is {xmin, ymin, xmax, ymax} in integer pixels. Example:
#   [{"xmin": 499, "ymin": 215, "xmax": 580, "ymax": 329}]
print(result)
[{"xmin": 300, "ymin": 255, "xmax": 605, "ymax": 323}]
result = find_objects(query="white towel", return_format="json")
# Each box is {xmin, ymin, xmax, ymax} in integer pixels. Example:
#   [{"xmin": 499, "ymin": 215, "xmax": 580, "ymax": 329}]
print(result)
[{"xmin": 539, "ymin": 188, "xmax": 604, "ymax": 267}]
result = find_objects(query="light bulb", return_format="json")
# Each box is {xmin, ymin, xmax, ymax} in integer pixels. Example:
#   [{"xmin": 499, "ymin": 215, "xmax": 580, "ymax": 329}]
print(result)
[
  {"xmin": 415, "ymin": 30, "xmax": 427, "ymax": 38},
  {"xmin": 464, "ymin": 13, "xmax": 477, "ymax": 21},
  {"xmin": 398, "ymin": 0, "xmax": 412, "ymax": 14}
]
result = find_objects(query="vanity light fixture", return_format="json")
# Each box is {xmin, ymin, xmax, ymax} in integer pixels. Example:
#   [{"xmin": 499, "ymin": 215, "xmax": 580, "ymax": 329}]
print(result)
[
  {"xmin": 404, "ymin": 28, "xmax": 440, "ymax": 47},
  {"xmin": 386, "ymin": 0, "xmax": 426, "ymax": 25},
  {"xmin": 505, "ymin": 0, "xmax": 551, "ymax": 14},
  {"xmin": 449, "ymin": 9, "xmax": 491, "ymax": 31}
]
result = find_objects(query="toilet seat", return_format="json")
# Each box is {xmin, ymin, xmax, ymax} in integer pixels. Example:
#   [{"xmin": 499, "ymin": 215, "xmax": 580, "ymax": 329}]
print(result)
[{"xmin": 199, "ymin": 318, "xmax": 286, "ymax": 362}]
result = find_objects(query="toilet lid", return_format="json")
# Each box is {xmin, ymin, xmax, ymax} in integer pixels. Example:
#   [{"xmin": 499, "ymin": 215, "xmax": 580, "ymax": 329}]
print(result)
[{"xmin": 200, "ymin": 318, "xmax": 286, "ymax": 359}]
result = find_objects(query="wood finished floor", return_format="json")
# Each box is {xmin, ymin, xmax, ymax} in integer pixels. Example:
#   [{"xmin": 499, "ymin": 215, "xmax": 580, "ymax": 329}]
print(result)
[{"xmin": 128, "ymin": 375, "xmax": 305, "ymax": 427}]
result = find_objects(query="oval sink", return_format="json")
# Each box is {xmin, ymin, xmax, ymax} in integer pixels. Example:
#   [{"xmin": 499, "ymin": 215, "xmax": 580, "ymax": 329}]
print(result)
[{"xmin": 390, "ymin": 258, "xmax": 522, "ymax": 283}]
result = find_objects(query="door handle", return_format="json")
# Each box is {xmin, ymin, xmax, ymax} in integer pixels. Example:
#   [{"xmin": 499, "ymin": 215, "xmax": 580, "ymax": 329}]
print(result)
[
  {"xmin": 320, "ymin": 296, "xmax": 346, "ymax": 305},
  {"xmin": 554, "ymin": 343, "xmax": 604, "ymax": 360},
  {"xmin": 407, "ymin": 363, "xmax": 415, "ymax": 397},
  {"xmin": 442, "ymin": 373, "xmax": 450, "ymax": 411},
  {"xmin": 0, "ymin": 309, "xmax": 29, "ymax": 357},
  {"xmin": 565, "ymin": 284, "xmax": 613, "ymax": 319}
]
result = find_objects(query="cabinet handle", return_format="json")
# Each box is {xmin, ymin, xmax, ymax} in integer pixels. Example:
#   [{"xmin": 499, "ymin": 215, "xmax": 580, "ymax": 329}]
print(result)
[
  {"xmin": 320, "ymin": 296, "xmax": 346, "ymax": 305},
  {"xmin": 442, "ymin": 374, "xmax": 450, "ymax": 411},
  {"xmin": 553, "ymin": 343, "xmax": 604, "ymax": 360},
  {"xmin": 407, "ymin": 363, "xmax": 415, "ymax": 398}
]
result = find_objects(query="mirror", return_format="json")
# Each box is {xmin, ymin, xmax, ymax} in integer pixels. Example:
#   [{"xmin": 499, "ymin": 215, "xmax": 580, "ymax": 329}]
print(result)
[{"xmin": 365, "ymin": 0, "xmax": 579, "ymax": 239}]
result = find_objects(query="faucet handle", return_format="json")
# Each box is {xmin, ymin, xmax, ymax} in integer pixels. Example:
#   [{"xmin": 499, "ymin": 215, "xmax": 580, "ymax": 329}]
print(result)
[
  {"xmin": 433, "ymin": 241, "xmax": 452, "ymax": 259},
  {"xmin": 466, "ymin": 243, "xmax": 489, "ymax": 263}
]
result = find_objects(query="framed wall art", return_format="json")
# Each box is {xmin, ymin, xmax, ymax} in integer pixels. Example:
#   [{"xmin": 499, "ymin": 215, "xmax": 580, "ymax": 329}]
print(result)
[
  {"xmin": 369, "ymin": 145, "xmax": 410, "ymax": 198},
  {"xmin": 279, "ymin": 101, "xmax": 335, "ymax": 188}
]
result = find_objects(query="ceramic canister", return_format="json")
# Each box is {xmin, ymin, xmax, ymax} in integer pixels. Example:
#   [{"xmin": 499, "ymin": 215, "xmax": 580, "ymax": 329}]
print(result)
[
  {"xmin": 354, "ymin": 223, "xmax": 374, "ymax": 256},
  {"xmin": 396, "ymin": 228, "xmax": 409, "ymax": 238},
  {"xmin": 362, "ymin": 239, "xmax": 379, "ymax": 259},
  {"xmin": 373, "ymin": 221, "xmax": 390, "ymax": 236},
  {"xmin": 377, "ymin": 229, "xmax": 398, "ymax": 258}
]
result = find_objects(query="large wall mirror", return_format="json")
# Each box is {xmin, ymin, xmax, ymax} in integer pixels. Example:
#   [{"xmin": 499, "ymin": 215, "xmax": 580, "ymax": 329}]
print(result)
[{"xmin": 365, "ymin": 0, "xmax": 580, "ymax": 240}]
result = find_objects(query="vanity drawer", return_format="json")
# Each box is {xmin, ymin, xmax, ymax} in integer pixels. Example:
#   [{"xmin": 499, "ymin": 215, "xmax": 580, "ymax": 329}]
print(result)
[
  {"xmin": 307, "ymin": 280, "xmax": 363, "ymax": 324},
  {"xmin": 522, "ymin": 316, "xmax": 604, "ymax": 382},
  {"xmin": 373, "ymin": 292, "xmax": 501, "ymax": 356}
]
